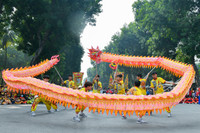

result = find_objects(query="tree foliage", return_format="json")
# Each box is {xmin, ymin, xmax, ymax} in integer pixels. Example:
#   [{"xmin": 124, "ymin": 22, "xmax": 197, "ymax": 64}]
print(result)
[
  {"xmin": 87, "ymin": 23, "xmax": 176, "ymax": 88},
  {"xmin": 133, "ymin": 0, "xmax": 200, "ymax": 86},
  {"xmin": 3, "ymin": 0, "xmax": 101, "ymax": 64},
  {"xmin": 0, "ymin": 45, "xmax": 32, "ymax": 84},
  {"xmin": 88, "ymin": 0, "xmax": 200, "ymax": 88},
  {"xmin": 1, "ymin": 0, "xmax": 102, "ymax": 83}
]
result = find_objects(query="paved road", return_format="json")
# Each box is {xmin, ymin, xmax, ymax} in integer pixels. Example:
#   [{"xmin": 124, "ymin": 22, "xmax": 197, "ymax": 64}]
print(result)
[{"xmin": 0, "ymin": 104, "xmax": 200, "ymax": 133}]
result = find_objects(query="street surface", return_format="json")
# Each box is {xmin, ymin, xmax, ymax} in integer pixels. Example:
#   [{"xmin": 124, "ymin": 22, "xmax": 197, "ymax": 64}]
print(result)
[{"xmin": 0, "ymin": 104, "xmax": 199, "ymax": 133}]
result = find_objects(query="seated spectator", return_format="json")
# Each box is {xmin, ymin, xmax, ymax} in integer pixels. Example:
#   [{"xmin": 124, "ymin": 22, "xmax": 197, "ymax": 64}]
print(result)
[
  {"xmin": 0, "ymin": 86, "xmax": 35, "ymax": 105},
  {"xmin": 194, "ymin": 97, "xmax": 199, "ymax": 104},
  {"xmin": 192, "ymin": 90, "xmax": 196, "ymax": 98},
  {"xmin": 15, "ymin": 97, "xmax": 22, "ymax": 104},
  {"xmin": 146, "ymin": 90, "xmax": 150, "ymax": 95},
  {"xmin": 106, "ymin": 88, "xmax": 113, "ymax": 94},
  {"xmin": 0, "ymin": 96, "xmax": 4, "ymax": 104},
  {"xmin": 20, "ymin": 95, "xmax": 27, "ymax": 104},
  {"xmin": 2, "ymin": 96, "xmax": 11, "ymax": 105}
]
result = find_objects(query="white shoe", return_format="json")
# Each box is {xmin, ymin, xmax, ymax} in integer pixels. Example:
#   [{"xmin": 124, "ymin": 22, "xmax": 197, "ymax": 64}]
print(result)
[
  {"xmin": 168, "ymin": 113, "xmax": 172, "ymax": 117},
  {"xmin": 55, "ymin": 109, "xmax": 59, "ymax": 112},
  {"xmin": 137, "ymin": 118, "xmax": 147, "ymax": 124},
  {"xmin": 73, "ymin": 116, "xmax": 80, "ymax": 122},
  {"xmin": 31, "ymin": 111, "xmax": 36, "ymax": 116},
  {"xmin": 79, "ymin": 113, "xmax": 87, "ymax": 118}
]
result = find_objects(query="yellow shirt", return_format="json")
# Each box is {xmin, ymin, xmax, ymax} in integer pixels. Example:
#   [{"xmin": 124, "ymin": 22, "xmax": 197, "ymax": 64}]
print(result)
[
  {"xmin": 139, "ymin": 79, "xmax": 147, "ymax": 95},
  {"xmin": 80, "ymin": 87, "xmax": 88, "ymax": 92},
  {"xmin": 114, "ymin": 80, "xmax": 125, "ymax": 94},
  {"xmin": 77, "ymin": 88, "xmax": 88, "ymax": 100},
  {"xmin": 64, "ymin": 80, "xmax": 75, "ymax": 89},
  {"xmin": 93, "ymin": 80, "xmax": 102, "ymax": 93},
  {"xmin": 127, "ymin": 86, "xmax": 142, "ymax": 96},
  {"xmin": 150, "ymin": 77, "xmax": 166, "ymax": 94}
]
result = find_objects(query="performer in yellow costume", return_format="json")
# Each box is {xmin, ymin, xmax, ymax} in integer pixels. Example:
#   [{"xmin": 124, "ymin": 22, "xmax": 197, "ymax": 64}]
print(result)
[
  {"xmin": 136, "ymin": 73, "xmax": 150, "ymax": 95},
  {"xmin": 113, "ymin": 74, "xmax": 125, "ymax": 95},
  {"xmin": 31, "ymin": 75, "xmax": 58, "ymax": 116},
  {"xmin": 73, "ymin": 82, "xmax": 93, "ymax": 122},
  {"xmin": 150, "ymin": 72, "xmax": 175, "ymax": 117},
  {"xmin": 62, "ymin": 75, "xmax": 75, "ymax": 89},
  {"xmin": 127, "ymin": 81, "xmax": 146, "ymax": 123},
  {"xmin": 62, "ymin": 75, "xmax": 75, "ymax": 109},
  {"xmin": 92, "ymin": 75, "xmax": 102, "ymax": 93},
  {"xmin": 111, "ymin": 74, "xmax": 127, "ymax": 119}
]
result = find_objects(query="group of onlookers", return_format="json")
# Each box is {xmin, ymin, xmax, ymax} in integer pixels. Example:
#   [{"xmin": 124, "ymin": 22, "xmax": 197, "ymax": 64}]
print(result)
[
  {"xmin": 0, "ymin": 86, "xmax": 34, "ymax": 105},
  {"xmin": 179, "ymin": 88, "xmax": 200, "ymax": 104}
]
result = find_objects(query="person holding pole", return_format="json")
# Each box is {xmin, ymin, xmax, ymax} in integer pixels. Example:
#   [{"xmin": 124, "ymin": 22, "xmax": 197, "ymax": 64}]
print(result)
[
  {"xmin": 73, "ymin": 82, "xmax": 93, "ymax": 122},
  {"xmin": 31, "ymin": 75, "xmax": 58, "ymax": 116},
  {"xmin": 111, "ymin": 74, "xmax": 127, "ymax": 119},
  {"xmin": 150, "ymin": 72, "xmax": 175, "ymax": 117},
  {"xmin": 92, "ymin": 75, "xmax": 102, "ymax": 93},
  {"xmin": 113, "ymin": 74, "xmax": 125, "ymax": 95},
  {"xmin": 136, "ymin": 67, "xmax": 156, "ymax": 95},
  {"xmin": 62, "ymin": 75, "xmax": 75, "ymax": 89},
  {"xmin": 136, "ymin": 74, "xmax": 149, "ymax": 95},
  {"xmin": 127, "ymin": 80, "xmax": 146, "ymax": 123}
]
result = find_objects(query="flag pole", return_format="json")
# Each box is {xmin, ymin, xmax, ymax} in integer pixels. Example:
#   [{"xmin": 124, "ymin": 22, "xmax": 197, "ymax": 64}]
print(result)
[
  {"xmin": 144, "ymin": 66, "xmax": 156, "ymax": 80},
  {"xmin": 96, "ymin": 62, "xmax": 98, "ymax": 75},
  {"xmin": 53, "ymin": 66, "xmax": 63, "ymax": 82},
  {"xmin": 112, "ymin": 64, "xmax": 118, "ymax": 84}
]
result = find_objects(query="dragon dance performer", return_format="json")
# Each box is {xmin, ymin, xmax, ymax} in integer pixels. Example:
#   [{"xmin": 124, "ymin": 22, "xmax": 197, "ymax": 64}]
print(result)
[
  {"xmin": 127, "ymin": 81, "xmax": 146, "ymax": 124},
  {"xmin": 150, "ymin": 72, "xmax": 175, "ymax": 117},
  {"xmin": 92, "ymin": 75, "xmax": 102, "ymax": 93},
  {"xmin": 31, "ymin": 75, "xmax": 58, "ymax": 116},
  {"xmin": 73, "ymin": 82, "xmax": 93, "ymax": 122},
  {"xmin": 136, "ymin": 73, "xmax": 150, "ymax": 95},
  {"xmin": 62, "ymin": 75, "xmax": 75, "ymax": 89},
  {"xmin": 62, "ymin": 75, "xmax": 75, "ymax": 109},
  {"xmin": 111, "ymin": 74, "xmax": 126, "ymax": 119},
  {"xmin": 113, "ymin": 74, "xmax": 125, "ymax": 95}
]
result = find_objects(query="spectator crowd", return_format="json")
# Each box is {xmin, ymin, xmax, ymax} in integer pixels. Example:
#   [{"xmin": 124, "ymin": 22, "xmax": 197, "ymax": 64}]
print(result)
[
  {"xmin": 1, "ymin": 85, "xmax": 200, "ymax": 105},
  {"xmin": 180, "ymin": 88, "xmax": 200, "ymax": 104},
  {"xmin": 0, "ymin": 85, "xmax": 34, "ymax": 105}
]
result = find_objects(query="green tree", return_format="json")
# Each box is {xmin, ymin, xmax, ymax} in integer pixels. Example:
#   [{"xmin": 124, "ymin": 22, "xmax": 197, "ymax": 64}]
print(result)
[
  {"xmin": 133, "ymin": 0, "xmax": 200, "ymax": 86},
  {"xmin": 1, "ymin": 0, "xmax": 102, "ymax": 83},
  {"xmin": 0, "ymin": 0, "xmax": 11, "ymax": 40},
  {"xmin": 50, "ymin": 44, "xmax": 84, "ymax": 83},
  {"xmin": 3, "ymin": 0, "xmax": 101, "ymax": 65},
  {"xmin": 0, "ymin": 45, "xmax": 32, "ymax": 84},
  {"xmin": 87, "ymin": 23, "xmax": 171, "ymax": 88},
  {"xmin": 0, "ymin": 45, "xmax": 32, "ymax": 69},
  {"xmin": 0, "ymin": 28, "xmax": 15, "ymax": 69}
]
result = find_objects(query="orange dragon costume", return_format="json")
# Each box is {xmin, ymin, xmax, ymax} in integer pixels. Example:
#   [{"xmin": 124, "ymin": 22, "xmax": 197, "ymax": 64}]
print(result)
[{"xmin": 2, "ymin": 48, "xmax": 195, "ymax": 117}]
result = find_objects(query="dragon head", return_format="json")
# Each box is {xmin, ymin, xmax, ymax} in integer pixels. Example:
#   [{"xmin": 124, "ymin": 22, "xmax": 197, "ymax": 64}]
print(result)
[{"xmin": 88, "ymin": 46, "xmax": 102, "ymax": 64}]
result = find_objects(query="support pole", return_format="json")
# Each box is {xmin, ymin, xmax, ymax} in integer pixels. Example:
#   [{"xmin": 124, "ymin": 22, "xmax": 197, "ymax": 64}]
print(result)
[{"xmin": 53, "ymin": 66, "xmax": 63, "ymax": 82}]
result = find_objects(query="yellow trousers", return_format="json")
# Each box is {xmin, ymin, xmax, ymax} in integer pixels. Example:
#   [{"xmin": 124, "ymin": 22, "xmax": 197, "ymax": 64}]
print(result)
[
  {"xmin": 31, "ymin": 97, "xmax": 57, "ymax": 112},
  {"xmin": 156, "ymin": 92, "xmax": 171, "ymax": 113},
  {"xmin": 166, "ymin": 107, "xmax": 171, "ymax": 113},
  {"xmin": 75, "ymin": 106, "xmax": 86, "ymax": 113},
  {"xmin": 139, "ymin": 111, "xmax": 146, "ymax": 118}
]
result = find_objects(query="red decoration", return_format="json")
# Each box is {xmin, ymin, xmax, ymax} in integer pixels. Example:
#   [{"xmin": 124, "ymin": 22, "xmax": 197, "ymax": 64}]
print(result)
[{"xmin": 88, "ymin": 46, "xmax": 102, "ymax": 64}]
